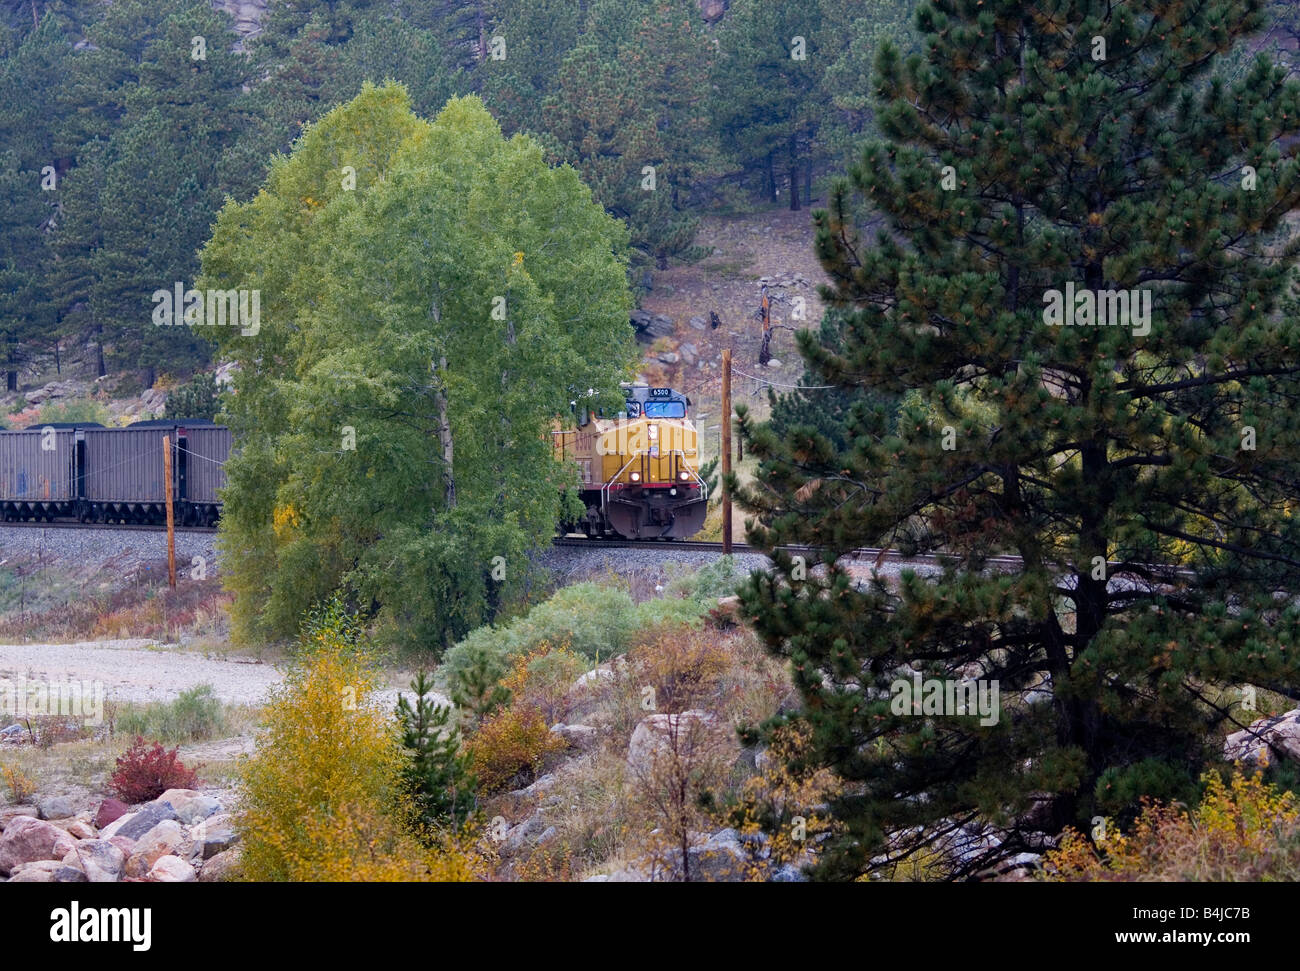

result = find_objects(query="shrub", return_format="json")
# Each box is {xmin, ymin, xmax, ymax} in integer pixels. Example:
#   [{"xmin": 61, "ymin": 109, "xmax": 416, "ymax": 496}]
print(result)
[
  {"xmin": 439, "ymin": 583, "xmax": 644, "ymax": 711},
  {"xmin": 728, "ymin": 721, "xmax": 841, "ymax": 881},
  {"xmin": 116, "ymin": 684, "xmax": 228, "ymax": 743},
  {"xmin": 1043, "ymin": 768, "xmax": 1300, "ymax": 881},
  {"xmin": 237, "ymin": 597, "xmax": 485, "ymax": 881},
  {"xmin": 466, "ymin": 703, "xmax": 566, "ymax": 795},
  {"xmin": 439, "ymin": 626, "xmax": 513, "ymax": 719},
  {"xmin": 2, "ymin": 763, "xmax": 35, "ymax": 803},
  {"xmin": 109, "ymin": 737, "xmax": 199, "ymax": 803},
  {"xmin": 164, "ymin": 371, "xmax": 220, "ymax": 421},
  {"xmin": 34, "ymin": 399, "xmax": 113, "ymax": 427},
  {"xmin": 663, "ymin": 556, "xmax": 745, "ymax": 602},
  {"xmin": 500, "ymin": 643, "xmax": 586, "ymax": 726}
]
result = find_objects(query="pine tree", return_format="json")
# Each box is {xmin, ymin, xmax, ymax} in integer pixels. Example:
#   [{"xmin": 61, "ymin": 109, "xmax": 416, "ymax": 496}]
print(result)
[
  {"xmin": 737, "ymin": 0, "xmax": 1300, "ymax": 880},
  {"xmin": 396, "ymin": 671, "xmax": 477, "ymax": 833},
  {"xmin": 712, "ymin": 0, "xmax": 823, "ymax": 209},
  {"xmin": 542, "ymin": 1, "xmax": 722, "ymax": 269},
  {"xmin": 52, "ymin": 1, "xmax": 245, "ymax": 384}
]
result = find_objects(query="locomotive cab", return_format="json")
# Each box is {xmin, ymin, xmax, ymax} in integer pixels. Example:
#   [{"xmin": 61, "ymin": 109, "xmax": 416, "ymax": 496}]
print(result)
[{"xmin": 553, "ymin": 383, "xmax": 709, "ymax": 540}]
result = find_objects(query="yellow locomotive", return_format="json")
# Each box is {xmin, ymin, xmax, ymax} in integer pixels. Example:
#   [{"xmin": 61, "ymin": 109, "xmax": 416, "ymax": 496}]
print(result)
[{"xmin": 553, "ymin": 383, "xmax": 708, "ymax": 539}]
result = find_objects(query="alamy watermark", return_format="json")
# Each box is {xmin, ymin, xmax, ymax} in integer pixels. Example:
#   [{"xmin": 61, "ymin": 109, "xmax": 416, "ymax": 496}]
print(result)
[
  {"xmin": 890, "ymin": 672, "xmax": 1000, "ymax": 727},
  {"xmin": 0, "ymin": 677, "xmax": 104, "ymax": 727},
  {"xmin": 1042, "ymin": 282, "xmax": 1151, "ymax": 336},
  {"xmin": 152, "ymin": 283, "xmax": 260, "ymax": 336}
]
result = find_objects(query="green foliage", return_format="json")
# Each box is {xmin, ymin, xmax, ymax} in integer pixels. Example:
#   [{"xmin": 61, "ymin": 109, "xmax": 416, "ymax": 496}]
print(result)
[
  {"xmin": 115, "ymin": 684, "xmax": 229, "ymax": 743},
  {"xmin": 396, "ymin": 670, "xmax": 477, "ymax": 833},
  {"xmin": 738, "ymin": 0, "xmax": 1300, "ymax": 881},
  {"xmin": 442, "ymin": 629, "xmax": 514, "ymax": 720},
  {"xmin": 540, "ymin": 2, "xmax": 723, "ymax": 269},
  {"xmin": 200, "ymin": 84, "xmax": 637, "ymax": 652},
  {"xmin": 32, "ymin": 398, "xmax": 111, "ymax": 426},
  {"xmin": 664, "ymin": 555, "xmax": 747, "ymax": 602},
  {"xmin": 164, "ymin": 371, "xmax": 220, "ymax": 421},
  {"xmin": 767, "ymin": 309, "xmax": 902, "ymax": 453}
]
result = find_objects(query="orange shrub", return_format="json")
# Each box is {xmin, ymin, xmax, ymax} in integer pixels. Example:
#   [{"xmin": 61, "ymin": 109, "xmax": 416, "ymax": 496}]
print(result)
[
  {"xmin": 498, "ymin": 642, "xmax": 585, "ymax": 725},
  {"xmin": 1043, "ymin": 768, "xmax": 1300, "ymax": 881},
  {"xmin": 466, "ymin": 704, "xmax": 566, "ymax": 795}
]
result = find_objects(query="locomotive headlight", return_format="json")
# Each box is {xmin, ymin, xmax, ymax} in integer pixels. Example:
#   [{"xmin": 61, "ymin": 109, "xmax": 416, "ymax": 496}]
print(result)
[
  {"xmin": 678, "ymin": 470, "xmax": 690, "ymax": 481},
  {"xmin": 647, "ymin": 423, "xmax": 659, "ymax": 440},
  {"xmin": 629, "ymin": 471, "xmax": 641, "ymax": 483}
]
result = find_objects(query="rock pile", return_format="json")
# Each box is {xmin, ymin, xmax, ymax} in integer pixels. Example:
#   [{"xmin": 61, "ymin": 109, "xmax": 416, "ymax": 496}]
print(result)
[{"xmin": 0, "ymin": 788, "xmax": 240, "ymax": 883}]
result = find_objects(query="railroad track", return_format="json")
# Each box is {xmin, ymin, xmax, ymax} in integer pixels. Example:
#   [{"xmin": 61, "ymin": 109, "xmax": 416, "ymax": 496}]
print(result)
[
  {"xmin": 552, "ymin": 535, "xmax": 1026, "ymax": 569},
  {"xmin": 0, "ymin": 520, "xmax": 217, "ymax": 534}
]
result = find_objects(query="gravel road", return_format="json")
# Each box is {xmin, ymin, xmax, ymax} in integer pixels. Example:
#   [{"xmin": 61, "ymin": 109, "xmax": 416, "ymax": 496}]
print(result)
[
  {"xmin": 0, "ymin": 638, "xmax": 279, "ymax": 707},
  {"xmin": 0, "ymin": 637, "xmax": 439, "ymax": 713}
]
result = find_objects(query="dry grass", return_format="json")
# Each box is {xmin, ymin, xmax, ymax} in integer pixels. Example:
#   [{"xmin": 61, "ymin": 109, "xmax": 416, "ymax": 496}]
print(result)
[
  {"xmin": 0, "ymin": 561, "xmax": 231, "ymax": 645},
  {"xmin": 476, "ymin": 622, "xmax": 794, "ymax": 880}
]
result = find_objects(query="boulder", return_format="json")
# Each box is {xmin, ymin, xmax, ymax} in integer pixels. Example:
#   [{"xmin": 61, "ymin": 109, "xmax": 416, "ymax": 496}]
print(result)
[
  {"xmin": 571, "ymin": 667, "xmax": 616, "ymax": 693},
  {"xmin": 54, "ymin": 864, "xmax": 88, "ymax": 882},
  {"xmin": 687, "ymin": 828, "xmax": 749, "ymax": 881},
  {"xmin": 0, "ymin": 723, "xmax": 22, "ymax": 739},
  {"xmin": 678, "ymin": 343, "xmax": 698, "ymax": 365},
  {"xmin": 65, "ymin": 839, "xmax": 126, "ymax": 883},
  {"xmin": 148, "ymin": 855, "xmax": 196, "ymax": 883},
  {"xmin": 0, "ymin": 816, "xmax": 77, "ymax": 875},
  {"xmin": 0, "ymin": 805, "xmax": 39, "ymax": 830},
  {"xmin": 1224, "ymin": 709, "xmax": 1300, "ymax": 767},
  {"xmin": 6, "ymin": 859, "xmax": 63, "ymax": 882},
  {"xmin": 103, "ymin": 801, "xmax": 179, "ymax": 841},
  {"xmin": 550, "ymin": 723, "xmax": 599, "ymax": 752},
  {"xmin": 688, "ymin": 316, "xmax": 708, "ymax": 331},
  {"xmin": 770, "ymin": 862, "xmax": 807, "ymax": 882},
  {"xmin": 657, "ymin": 351, "xmax": 680, "ymax": 365},
  {"xmin": 153, "ymin": 789, "xmax": 220, "ymax": 826},
  {"xmin": 198, "ymin": 847, "xmax": 241, "ymax": 882},
  {"xmin": 627, "ymin": 710, "xmax": 719, "ymax": 775},
  {"xmin": 501, "ymin": 813, "xmax": 547, "ymax": 857},
  {"xmin": 94, "ymin": 798, "xmax": 130, "ymax": 830},
  {"xmin": 49, "ymin": 818, "xmax": 96, "ymax": 840},
  {"xmin": 140, "ymin": 387, "xmax": 167, "ymax": 414},
  {"xmin": 24, "ymin": 381, "xmax": 77, "ymax": 405},
  {"xmin": 190, "ymin": 813, "xmax": 237, "ymax": 860},
  {"xmin": 214, "ymin": 360, "xmax": 240, "ymax": 388},
  {"xmin": 124, "ymin": 820, "xmax": 194, "ymax": 878},
  {"xmin": 36, "ymin": 795, "xmax": 75, "ymax": 821}
]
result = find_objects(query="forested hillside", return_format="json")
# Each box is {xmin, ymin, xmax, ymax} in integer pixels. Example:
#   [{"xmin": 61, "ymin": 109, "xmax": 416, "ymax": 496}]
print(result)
[{"xmin": 0, "ymin": 0, "xmax": 919, "ymax": 394}]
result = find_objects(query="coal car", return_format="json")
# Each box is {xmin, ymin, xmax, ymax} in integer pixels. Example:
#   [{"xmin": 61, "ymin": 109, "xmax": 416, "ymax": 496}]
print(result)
[{"xmin": 0, "ymin": 419, "xmax": 229, "ymax": 526}]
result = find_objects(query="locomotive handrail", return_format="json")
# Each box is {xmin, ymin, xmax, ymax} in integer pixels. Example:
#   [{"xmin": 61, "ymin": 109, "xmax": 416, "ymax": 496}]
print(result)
[
  {"xmin": 600, "ymin": 451, "xmax": 645, "ymax": 518},
  {"xmin": 599, "ymin": 449, "xmax": 708, "ymax": 520},
  {"xmin": 669, "ymin": 449, "xmax": 709, "ymax": 503}
]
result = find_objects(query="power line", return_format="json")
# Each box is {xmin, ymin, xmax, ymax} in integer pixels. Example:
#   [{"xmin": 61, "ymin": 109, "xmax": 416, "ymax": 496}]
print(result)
[{"xmin": 729, "ymin": 366, "xmax": 838, "ymax": 391}]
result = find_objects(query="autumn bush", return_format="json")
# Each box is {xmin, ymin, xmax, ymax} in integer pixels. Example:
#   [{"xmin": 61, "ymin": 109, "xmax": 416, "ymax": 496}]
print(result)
[
  {"xmin": 729, "ymin": 721, "xmax": 841, "ymax": 881},
  {"xmin": 109, "ymin": 737, "xmax": 199, "ymax": 803},
  {"xmin": 1042, "ymin": 768, "xmax": 1300, "ymax": 881},
  {"xmin": 237, "ymin": 596, "xmax": 488, "ymax": 881},
  {"xmin": 439, "ymin": 580, "xmax": 722, "ymax": 711},
  {"xmin": 2, "ymin": 763, "xmax": 35, "ymax": 802},
  {"xmin": 466, "ymin": 703, "xmax": 566, "ymax": 795}
]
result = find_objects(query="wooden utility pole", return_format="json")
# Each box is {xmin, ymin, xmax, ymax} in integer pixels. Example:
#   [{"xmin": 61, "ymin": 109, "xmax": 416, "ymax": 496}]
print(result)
[
  {"xmin": 721, "ymin": 348, "xmax": 732, "ymax": 554},
  {"xmin": 163, "ymin": 435, "xmax": 176, "ymax": 588}
]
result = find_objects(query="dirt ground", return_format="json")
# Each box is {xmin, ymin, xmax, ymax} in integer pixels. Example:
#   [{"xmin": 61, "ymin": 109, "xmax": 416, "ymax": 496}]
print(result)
[{"xmin": 637, "ymin": 206, "xmax": 833, "ymax": 460}]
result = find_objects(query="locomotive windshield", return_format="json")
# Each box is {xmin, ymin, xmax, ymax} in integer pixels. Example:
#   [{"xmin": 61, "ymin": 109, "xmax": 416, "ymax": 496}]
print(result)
[{"xmin": 643, "ymin": 401, "xmax": 686, "ymax": 418}]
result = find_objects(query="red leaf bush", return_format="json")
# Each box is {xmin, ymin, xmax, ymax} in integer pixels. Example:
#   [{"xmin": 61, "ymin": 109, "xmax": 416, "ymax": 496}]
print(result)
[{"xmin": 109, "ymin": 736, "xmax": 199, "ymax": 804}]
